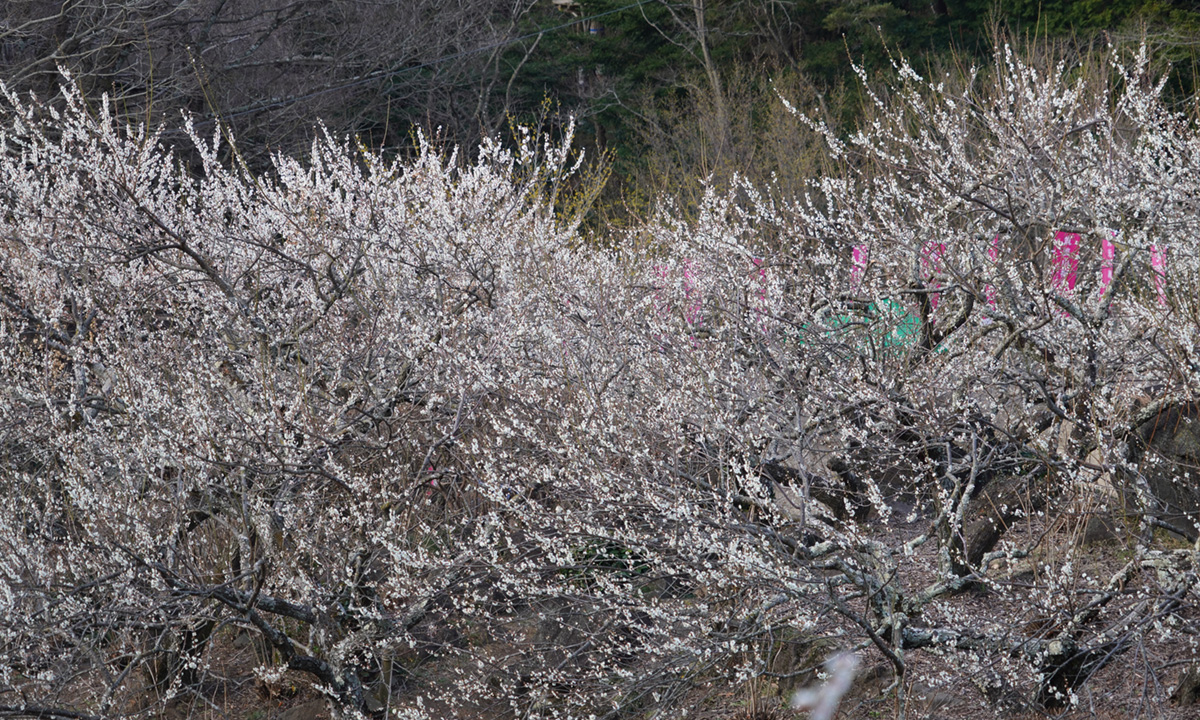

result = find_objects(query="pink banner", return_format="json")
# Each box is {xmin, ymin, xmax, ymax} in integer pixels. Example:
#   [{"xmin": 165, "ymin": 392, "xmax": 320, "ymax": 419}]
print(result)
[
  {"xmin": 985, "ymin": 233, "xmax": 1000, "ymax": 307},
  {"xmin": 1052, "ymin": 231, "xmax": 1079, "ymax": 293},
  {"xmin": 1152, "ymin": 245, "xmax": 1167, "ymax": 307},
  {"xmin": 851, "ymin": 244, "xmax": 867, "ymax": 292},
  {"xmin": 1100, "ymin": 234, "xmax": 1115, "ymax": 295}
]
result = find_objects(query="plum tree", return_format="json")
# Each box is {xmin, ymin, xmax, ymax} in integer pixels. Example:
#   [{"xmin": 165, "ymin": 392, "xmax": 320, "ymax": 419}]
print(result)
[{"xmin": 1, "ymin": 40, "xmax": 1199, "ymax": 720}]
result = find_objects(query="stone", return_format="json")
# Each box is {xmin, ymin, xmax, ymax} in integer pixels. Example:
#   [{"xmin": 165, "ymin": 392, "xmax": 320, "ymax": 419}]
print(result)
[
  {"xmin": 1131, "ymin": 402, "xmax": 1200, "ymax": 534},
  {"xmin": 1079, "ymin": 513, "xmax": 1124, "ymax": 546},
  {"xmin": 1173, "ymin": 667, "xmax": 1200, "ymax": 705},
  {"xmin": 275, "ymin": 700, "xmax": 329, "ymax": 720}
]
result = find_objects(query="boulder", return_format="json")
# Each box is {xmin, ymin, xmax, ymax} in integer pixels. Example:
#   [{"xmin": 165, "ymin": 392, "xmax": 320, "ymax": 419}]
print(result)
[
  {"xmin": 1078, "ymin": 513, "xmax": 1125, "ymax": 547},
  {"xmin": 1173, "ymin": 666, "xmax": 1200, "ymax": 706},
  {"xmin": 1131, "ymin": 401, "xmax": 1200, "ymax": 535},
  {"xmin": 275, "ymin": 700, "xmax": 329, "ymax": 720}
]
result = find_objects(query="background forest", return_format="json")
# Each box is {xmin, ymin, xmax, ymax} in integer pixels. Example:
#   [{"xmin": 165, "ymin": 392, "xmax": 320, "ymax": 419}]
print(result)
[
  {"xmin": 4, "ymin": 4, "xmax": 1200, "ymax": 720},
  {"xmin": 4, "ymin": 0, "xmax": 1200, "ymax": 213}
]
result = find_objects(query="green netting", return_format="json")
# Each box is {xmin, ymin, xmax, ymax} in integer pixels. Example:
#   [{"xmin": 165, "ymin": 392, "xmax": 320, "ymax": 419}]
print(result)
[{"xmin": 795, "ymin": 298, "xmax": 922, "ymax": 353}]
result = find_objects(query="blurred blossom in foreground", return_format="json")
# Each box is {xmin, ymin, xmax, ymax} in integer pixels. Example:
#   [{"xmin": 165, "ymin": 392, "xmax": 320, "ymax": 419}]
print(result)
[{"xmin": 791, "ymin": 652, "xmax": 860, "ymax": 720}]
